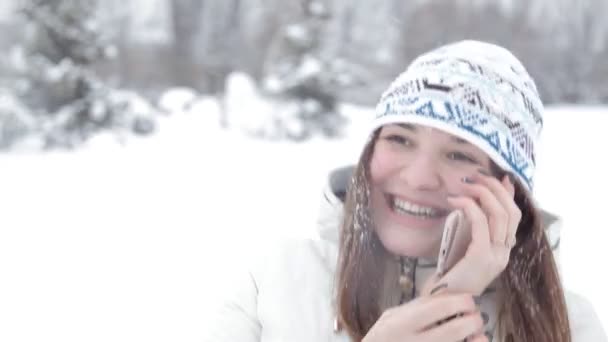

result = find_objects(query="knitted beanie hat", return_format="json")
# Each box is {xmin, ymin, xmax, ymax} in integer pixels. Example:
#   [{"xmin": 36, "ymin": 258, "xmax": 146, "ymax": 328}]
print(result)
[{"xmin": 371, "ymin": 40, "xmax": 543, "ymax": 191}]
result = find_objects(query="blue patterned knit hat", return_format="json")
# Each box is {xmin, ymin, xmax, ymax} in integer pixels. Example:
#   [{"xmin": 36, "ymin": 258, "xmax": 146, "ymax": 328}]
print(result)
[{"xmin": 371, "ymin": 40, "xmax": 543, "ymax": 191}]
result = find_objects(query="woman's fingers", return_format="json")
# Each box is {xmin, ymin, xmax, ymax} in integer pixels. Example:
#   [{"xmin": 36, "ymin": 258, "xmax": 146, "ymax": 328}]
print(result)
[
  {"xmin": 500, "ymin": 174, "xmax": 521, "ymax": 245},
  {"xmin": 468, "ymin": 332, "xmax": 490, "ymax": 342},
  {"xmin": 419, "ymin": 309, "xmax": 485, "ymax": 342},
  {"xmin": 462, "ymin": 171, "xmax": 522, "ymax": 247},
  {"xmin": 460, "ymin": 178, "xmax": 509, "ymax": 245},
  {"xmin": 400, "ymin": 293, "xmax": 477, "ymax": 331},
  {"xmin": 477, "ymin": 172, "xmax": 521, "ymax": 224},
  {"xmin": 446, "ymin": 196, "xmax": 490, "ymax": 248},
  {"xmin": 366, "ymin": 293, "xmax": 483, "ymax": 342}
]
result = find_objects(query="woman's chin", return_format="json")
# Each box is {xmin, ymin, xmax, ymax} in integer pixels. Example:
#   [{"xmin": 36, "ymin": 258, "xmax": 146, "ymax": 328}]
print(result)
[{"xmin": 376, "ymin": 227, "xmax": 441, "ymax": 259}]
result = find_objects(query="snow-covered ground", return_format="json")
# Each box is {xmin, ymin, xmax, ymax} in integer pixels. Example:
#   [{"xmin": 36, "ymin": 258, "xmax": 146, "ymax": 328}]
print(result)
[{"xmin": 0, "ymin": 92, "xmax": 606, "ymax": 341}]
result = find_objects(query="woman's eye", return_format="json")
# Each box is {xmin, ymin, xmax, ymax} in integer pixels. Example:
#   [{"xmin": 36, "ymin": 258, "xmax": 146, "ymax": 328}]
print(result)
[
  {"xmin": 385, "ymin": 135, "xmax": 411, "ymax": 146},
  {"xmin": 447, "ymin": 152, "xmax": 477, "ymax": 163}
]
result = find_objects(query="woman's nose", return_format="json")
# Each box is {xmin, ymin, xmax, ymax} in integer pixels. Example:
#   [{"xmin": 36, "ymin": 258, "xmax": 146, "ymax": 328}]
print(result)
[{"xmin": 399, "ymin": 154, "xmax": 441, "ymax": 190}]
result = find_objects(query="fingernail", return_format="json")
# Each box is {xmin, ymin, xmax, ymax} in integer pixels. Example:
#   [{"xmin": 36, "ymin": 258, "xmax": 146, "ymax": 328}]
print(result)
[{"xmin": 461, "ymin": 176, "xmax": 475, "ymax": 184}]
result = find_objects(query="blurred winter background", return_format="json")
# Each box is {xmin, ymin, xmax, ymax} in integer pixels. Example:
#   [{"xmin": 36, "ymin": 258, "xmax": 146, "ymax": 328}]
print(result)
[{"xmin": 0, "ymin": 0, "xmax": 607, "ymax": 341}]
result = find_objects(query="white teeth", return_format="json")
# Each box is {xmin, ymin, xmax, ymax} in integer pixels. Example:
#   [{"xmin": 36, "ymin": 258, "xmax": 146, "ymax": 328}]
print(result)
[{"xmin": 392, "ymin": 197, "xmax": 440, "ymax": 218}]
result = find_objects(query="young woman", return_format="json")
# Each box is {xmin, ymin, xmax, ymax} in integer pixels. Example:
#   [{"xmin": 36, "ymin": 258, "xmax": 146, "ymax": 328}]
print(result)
[{"xmin": 204, "ymin": 41, "xmax": 607, "ymax": 342}]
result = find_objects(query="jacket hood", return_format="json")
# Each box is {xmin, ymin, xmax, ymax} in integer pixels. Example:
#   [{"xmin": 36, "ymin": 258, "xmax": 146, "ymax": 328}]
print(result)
[{"xmin": 316, "ymin": 166, "xmax": 563, "ymax": 269}]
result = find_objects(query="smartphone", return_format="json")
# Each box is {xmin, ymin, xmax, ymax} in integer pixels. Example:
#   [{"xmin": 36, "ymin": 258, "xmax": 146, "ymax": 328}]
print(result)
[{"xmin": 436, "ymin": 210, "xmax": 472, "ymax": 277}]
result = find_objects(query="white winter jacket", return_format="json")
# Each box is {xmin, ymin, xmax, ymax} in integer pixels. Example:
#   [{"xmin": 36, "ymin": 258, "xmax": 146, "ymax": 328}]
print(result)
[{"xmin": 204, "ymin": 167, "xmax": 607, "ymax": 342}]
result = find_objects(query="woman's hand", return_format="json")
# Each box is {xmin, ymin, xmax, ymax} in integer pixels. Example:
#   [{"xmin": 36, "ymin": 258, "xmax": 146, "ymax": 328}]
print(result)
[
  {"xmin": 423, "ymin": 171, "xmax": 521, "ymax": 296},
  {"xmin": 362, "ymin": 292, "xmax": 487, "ymax": 342}
]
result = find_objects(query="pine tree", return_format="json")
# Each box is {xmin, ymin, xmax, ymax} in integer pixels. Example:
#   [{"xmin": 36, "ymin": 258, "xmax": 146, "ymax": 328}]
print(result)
[
  {"xmin": 1, "ymin": 0, "xmax": 156, "ymax": 149},
  {"xmin": 260, "ymin": 0, "xmax": 349, "ymax": 141}
]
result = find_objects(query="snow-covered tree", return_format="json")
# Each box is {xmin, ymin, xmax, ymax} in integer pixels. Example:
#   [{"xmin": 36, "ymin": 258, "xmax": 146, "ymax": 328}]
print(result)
[
  {"xmin": 0, "ymin": 0, "xmax": 156, "ymax": 149},
  {"xmin": 260, "ymin": 0, "xmax": 355, "ymax": 141}
]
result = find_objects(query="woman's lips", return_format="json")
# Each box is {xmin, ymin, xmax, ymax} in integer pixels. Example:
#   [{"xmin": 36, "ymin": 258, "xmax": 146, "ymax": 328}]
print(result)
[
  {"xmin": 383, "ymin": 193, "xmax": 449, "ymax": 229},
  {"xmin": 386, "ymin": 193, "xmax": 450, "ymax": 216}
]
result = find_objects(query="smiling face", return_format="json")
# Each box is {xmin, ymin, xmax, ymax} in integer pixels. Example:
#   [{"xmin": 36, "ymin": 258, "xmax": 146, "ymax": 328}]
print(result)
[{"xmin": 369, "ymin": 123, "xmax": 493, "ymax": 258}]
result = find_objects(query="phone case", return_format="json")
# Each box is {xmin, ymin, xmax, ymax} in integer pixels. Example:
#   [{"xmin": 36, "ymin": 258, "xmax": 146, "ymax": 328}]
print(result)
[{"xmin": 436, "ymin": 210, "xmax": 471, "ymax": 277}]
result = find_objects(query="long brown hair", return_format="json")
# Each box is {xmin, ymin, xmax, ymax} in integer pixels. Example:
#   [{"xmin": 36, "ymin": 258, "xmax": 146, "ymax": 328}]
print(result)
[{"xmin": 335, "ymin": 130, "xmax": 571, "ymax": 342}]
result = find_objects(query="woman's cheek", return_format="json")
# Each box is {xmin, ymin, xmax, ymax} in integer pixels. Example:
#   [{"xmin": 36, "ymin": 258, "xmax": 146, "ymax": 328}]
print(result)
[{"xmin": 370, "ymin": 148, "xmax": 403, "ymax": 181}]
